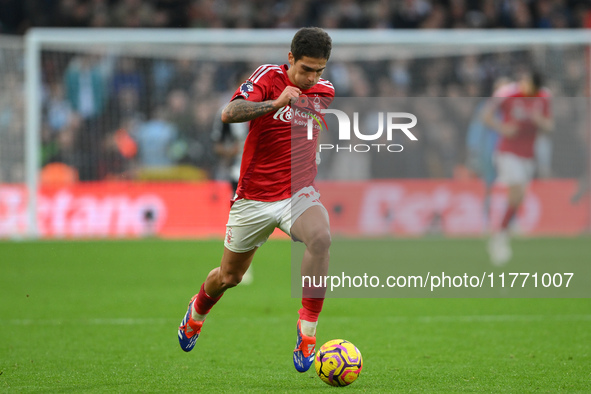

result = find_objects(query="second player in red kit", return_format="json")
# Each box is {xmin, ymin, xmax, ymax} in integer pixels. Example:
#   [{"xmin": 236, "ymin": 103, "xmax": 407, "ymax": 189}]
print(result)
[{"xmin": 483, "ymin": 71, "xmax": 553, "ymax": 265}]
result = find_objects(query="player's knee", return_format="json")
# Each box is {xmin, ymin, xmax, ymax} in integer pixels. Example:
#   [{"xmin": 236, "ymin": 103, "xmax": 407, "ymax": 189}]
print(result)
[
  {"xmin": 307, "ymin": 230, "xmax": 331, "ymax": 255},
  {"xmin": 508, "ymin": 185, "xmax": 525, "ymax": 205},
  {"xmin": 219, "ymin": 271, "xmax": 243, "ymax": 289}
]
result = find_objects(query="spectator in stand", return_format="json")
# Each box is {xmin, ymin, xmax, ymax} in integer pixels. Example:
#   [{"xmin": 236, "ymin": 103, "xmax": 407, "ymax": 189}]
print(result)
[
  {"xmin": 42, "ymin": 113, "xmax": 82, "ymax": 172},
  {"xmin": 111, "ymin": 57, "xmax": 144, "ymax": 101},
  {"xmin": 98, "ymin": 127, "xmax": 135, "ymax": 180},
  {"xmin": 111, "ymin": 0, "xmax": 156, "ymax": 28},
  {"xmin": 166, "ymin": 57, "xmax": 197, "ymax": 95},
  {"xmin": 107, "ymin": 56, "xmax": 147, "ymax": 134},
  {"xmin": 154, "ymin": 0, "xmax": 191, "ymax": 28},
  {"xmin": 0, "ymin": 0, "xmax": 26, "ymax": 34},
  {"xmin": 392, "ymin": 0, "xmax": 432, "ymax": 28},
  {"xmin": 164, "ymin": 89, "xmax": 215, "ymax": 174},
  {"xmin": 56, "ymin": 0, "xmax": 91, "ymax": 28},
  {"xmin": 64, "ymin": 54, "xmax": 109, "ymax": 121},
  {"xmin": 449, "ymin": 0, "xmax": 468, "ymax": 28},
  {"xmin": 46, "ymin": 82, "xmax": 75, "ymax": 135},
  {"xmin": 42, "ymin": 82, "xmax": 83, "ymax": 170},
  {"xmin": 166, "ymin": 89, "xmax": 194, "ymax": 151},
  {"xmin": 420, "ymin": 3, "xmax": 448, "ymax": 28},
  {"xmin": 2, "ymin": 0, "xmax": 591, "ymax": 32},
  {"xmin": 188, "ymin": 100, "xmax": 217, "ymax": 174},
  {"xmin": 133, "ymin": 106, "xmax": 177, "ymax": 168},
  {"xmin": 63, "ymin": 53, "xmax": 113, "ymax": 180}
]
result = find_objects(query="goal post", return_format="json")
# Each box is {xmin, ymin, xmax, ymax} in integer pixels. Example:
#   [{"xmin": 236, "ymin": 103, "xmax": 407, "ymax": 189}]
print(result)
[
  {"xmin": 16, "ymin": 28, "xmax": 591, "ymax": 238},
  {"xmin": 24, "ymin": 31, "xmax": 42, "ymax": 239}
]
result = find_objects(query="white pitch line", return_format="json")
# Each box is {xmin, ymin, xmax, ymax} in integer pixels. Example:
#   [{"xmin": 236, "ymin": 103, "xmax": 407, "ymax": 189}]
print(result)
[
  {"xmin": 1, "ymin": 314, "xmax": 590, "ymax": 326},
  {"xmin": 412, "ymin": 314, "xmax": 591, "ymax": 323},
  {"xmin": 326, "ymin": 314, "xmax": 591, "ymax": 324},
  {"xmin": 0, "ymin": 318, "xmax": 176, "ymax": 326}
]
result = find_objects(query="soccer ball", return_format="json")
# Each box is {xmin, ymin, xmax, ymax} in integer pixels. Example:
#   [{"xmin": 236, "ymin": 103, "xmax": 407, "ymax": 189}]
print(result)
[{"xmin": 314, "ymin": 339, "xmax": 363, "ymax": 387}]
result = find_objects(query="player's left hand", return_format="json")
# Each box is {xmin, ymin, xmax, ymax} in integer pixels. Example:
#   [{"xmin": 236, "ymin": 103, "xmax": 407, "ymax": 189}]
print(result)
[
  {"xmin": 531, "ymin": 111, "xmax": 545, "ymax": 125},
  {"xmin": 499, "ymin": 122, "xmax": 518, "ymax": 137},
  {"xmin": 272, "ymin": 86, "xmax": 301, "ymax": 109}
]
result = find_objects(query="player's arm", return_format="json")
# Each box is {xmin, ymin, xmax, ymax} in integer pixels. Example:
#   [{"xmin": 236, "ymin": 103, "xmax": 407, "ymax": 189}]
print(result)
[
  {"xmin": 481, "ymin": 98, "xmax": 517, "ymax": 137},
  {"xmin": 221, "ymin": 86, "xmax": 301, "ymax": 123},
  {"xmin": 533, "ymin": 113, "xmax": 553, "ymax": 133},
  {"xmin": 532, "ymin": 102, "xmax": 554, "ymax": 134}
]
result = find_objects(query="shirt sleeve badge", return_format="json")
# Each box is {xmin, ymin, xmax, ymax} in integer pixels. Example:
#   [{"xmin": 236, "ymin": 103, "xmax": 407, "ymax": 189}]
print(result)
[{"xmin": 239, "ymin": 81, "xmax": 254, "ymax": 98}]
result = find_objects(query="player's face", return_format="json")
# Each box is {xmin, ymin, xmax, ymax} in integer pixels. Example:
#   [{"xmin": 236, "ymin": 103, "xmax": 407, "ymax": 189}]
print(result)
[
  {"xmin": 519, "ymin": 74, "xmax": 535, "ymax": 96},
  {"xmin": 287, "ymin": 53, "xmax": 327, "ymax": 90}
]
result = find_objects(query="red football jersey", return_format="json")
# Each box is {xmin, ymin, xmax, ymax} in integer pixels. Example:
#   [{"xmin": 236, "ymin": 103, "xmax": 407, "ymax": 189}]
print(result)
[
  {"xmin": 230, "ymin": 64, "xmax": 334, "ymax": 201},
  {"xmin": 496, "ymin": 85, "xmax": 551, "ymax": 158}
]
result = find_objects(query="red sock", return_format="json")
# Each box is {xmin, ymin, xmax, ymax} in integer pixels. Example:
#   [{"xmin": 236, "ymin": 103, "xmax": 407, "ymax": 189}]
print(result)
[
  {"xmin": 299, "ymin": 299, "xmax": 324, "ymax": 322},
  {"xmin": 501, "ymin": 206, "xmax": 517, "ymax": 230},
  {"xmin": 299, "ymin": 285, "xmax": 325, "ymax": 322},
  {"xmin": 193, "ymin": 283, "xmax": 223, "ymax": 316}
]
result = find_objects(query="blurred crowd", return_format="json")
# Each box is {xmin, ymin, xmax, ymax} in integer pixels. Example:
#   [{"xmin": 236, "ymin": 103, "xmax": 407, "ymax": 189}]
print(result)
[
  {"xmin": 1, "ymin": 0, "xmax": 591, "ymax": 32},
  {"xmin": 0, "ymin": 0, "xmax": 590, "ymax": 185},
  {"xmin": 36, "ymin": 53, "xmax": 247, "ymax": 182},
  {"xmin": 26, "ymin": 46, "xmax": 586, "ymax": 184}
]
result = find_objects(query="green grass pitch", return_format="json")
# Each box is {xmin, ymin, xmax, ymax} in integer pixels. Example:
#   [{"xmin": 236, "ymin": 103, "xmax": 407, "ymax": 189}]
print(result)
[{"xmin": 1, "ymin": 238, "xmax": 590, "ymax": 392}]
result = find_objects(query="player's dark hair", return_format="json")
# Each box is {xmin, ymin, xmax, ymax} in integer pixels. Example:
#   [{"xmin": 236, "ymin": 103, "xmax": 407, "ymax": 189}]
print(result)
[{"xmin": 291, "ymin": 27, "xmax": 332, "ymax": 61}]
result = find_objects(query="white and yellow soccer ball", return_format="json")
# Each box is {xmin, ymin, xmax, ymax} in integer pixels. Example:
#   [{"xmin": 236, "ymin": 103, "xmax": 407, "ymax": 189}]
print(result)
[{"xmin": 314, "ymin": 339, "xmax": 363, "ymax": 387}]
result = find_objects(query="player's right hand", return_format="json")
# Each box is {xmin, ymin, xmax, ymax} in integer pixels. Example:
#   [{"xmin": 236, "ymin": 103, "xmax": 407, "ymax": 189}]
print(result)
[{"xmin": 272, "ymin": 86, "xmax": 301, "ymax": 109}]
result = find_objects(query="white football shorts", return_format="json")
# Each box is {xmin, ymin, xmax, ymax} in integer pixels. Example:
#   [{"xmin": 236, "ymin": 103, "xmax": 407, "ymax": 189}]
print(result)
[
  {"xmin": 224, "ymin": 186, "xmax": 328, "ymax": 253},
  {"xmin": 495, "ymin": 152, "xmax": 535, "ymax": 186}
]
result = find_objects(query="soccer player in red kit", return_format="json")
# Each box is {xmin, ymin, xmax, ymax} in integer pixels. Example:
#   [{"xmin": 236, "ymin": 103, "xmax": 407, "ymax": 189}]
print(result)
[
  {"xmin": 178, "ymin": 27, "xmax": 335, "ymax": 373},
  {"xmin": 483, "ymin": 70, "xmax": 553, "ymax": 265}
]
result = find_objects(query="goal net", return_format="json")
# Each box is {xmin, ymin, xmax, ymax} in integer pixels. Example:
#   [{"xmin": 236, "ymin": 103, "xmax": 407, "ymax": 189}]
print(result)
[
  {"xmin": 2, "ymin": 28, "xmax": 590, "ymax": 238},
  {"xmin": 0, "ymin": 36, "xmax": 26, "ymax": 238}
]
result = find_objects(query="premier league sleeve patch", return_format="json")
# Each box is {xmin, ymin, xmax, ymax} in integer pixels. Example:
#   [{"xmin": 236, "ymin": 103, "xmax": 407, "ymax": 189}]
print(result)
[{"xmin": 239, "ymin": 81, "xmax": 254, "ymax": 98}]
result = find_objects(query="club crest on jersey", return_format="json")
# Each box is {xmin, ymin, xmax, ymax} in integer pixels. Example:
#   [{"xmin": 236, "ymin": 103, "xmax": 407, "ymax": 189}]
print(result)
[
  {"xmin": 312, "ymin": 95, "xmax": 321, "ymax": 112},
  {"xmin": 239, "ymin": 81, "xmax": 254, "ymax": 98}
]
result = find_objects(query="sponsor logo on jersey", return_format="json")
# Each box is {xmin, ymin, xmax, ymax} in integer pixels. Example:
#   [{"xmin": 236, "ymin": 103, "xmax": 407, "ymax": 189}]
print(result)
[
  {"xmin": 273, "ymin": 105, "xmax": 293, "ymax": 122},
  {"xmin": 274, "ymin": 105, "xmax": 321, "ymax": 124}
]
